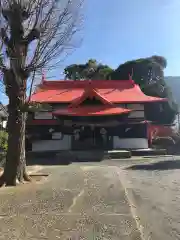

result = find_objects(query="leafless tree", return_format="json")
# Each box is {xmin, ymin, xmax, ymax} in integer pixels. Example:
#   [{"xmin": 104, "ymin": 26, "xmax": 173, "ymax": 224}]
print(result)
[{"xmin": 0, "ymin": 0, "xmax": 83, "ymax": 186}]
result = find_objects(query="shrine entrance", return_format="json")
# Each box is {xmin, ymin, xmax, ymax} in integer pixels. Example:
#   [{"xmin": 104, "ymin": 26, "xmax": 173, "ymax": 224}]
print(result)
[{"xmin": 71, "ymin": 126, "xmax": 113, "ymax": 150}]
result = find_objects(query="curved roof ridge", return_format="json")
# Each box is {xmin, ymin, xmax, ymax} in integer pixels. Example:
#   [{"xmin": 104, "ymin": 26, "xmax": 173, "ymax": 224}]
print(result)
[
  {"xmin": 40, "ymin": 79, "xmax": 135, "ymax": 89},
  {"xmin": 30, "ymin": 79, "xmax": 167, "ymax": 104},
  {"xmin": 69, "ymin": 85, "xmax": 113, "ymax": 108}
]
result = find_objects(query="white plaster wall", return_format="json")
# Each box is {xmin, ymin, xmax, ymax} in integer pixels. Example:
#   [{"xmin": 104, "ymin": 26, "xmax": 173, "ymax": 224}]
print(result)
[
  {"xmin": 113, "ymin": 137, "xmax": 148, "ymax": 149},
  {"xmin": 128, "ymin": 111, "xmax": 144, "ymax": 118},
  {"xmin": 32, "ymin": 135, "xmax": 71, "ymax": 151},
  {"xmin": 116, "ymin": 103, "xmax": 145, "ymax": 119},
  {"xmin": 127, "ymin": 104, "xmax": 144, "ymax": 110}
]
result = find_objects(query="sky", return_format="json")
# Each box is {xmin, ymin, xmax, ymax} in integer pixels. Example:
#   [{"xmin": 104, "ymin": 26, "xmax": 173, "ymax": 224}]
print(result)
[
  {"xmin": 48, "ymin": 0, "xmax": 180, "ymax": 79},
  {"xmin": 2, "ymin": 0, "xmax": 180, "ymax": 103}
]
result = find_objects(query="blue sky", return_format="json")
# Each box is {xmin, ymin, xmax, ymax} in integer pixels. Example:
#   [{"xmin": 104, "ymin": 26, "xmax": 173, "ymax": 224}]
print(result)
[
  {"xmin": 2, "ymin": 0, "xmax": 180, "ymax": 103},
  {"xmin": 49, "ymin": 0, "xmax": 180, "ymax": 79}
]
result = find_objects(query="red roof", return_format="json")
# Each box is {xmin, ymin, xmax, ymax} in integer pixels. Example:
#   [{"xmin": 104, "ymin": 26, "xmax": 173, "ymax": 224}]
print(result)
[
  {"xmin": 30, "ymin": 80, "xmax": 167, "ymax": 104},
  {"xmin": 69, "ymin": 85, "xmax": 113, "ymax": 107},
  {"xmin": 53, "ymin": 106, "xmax": 132, "ymax": 117}
]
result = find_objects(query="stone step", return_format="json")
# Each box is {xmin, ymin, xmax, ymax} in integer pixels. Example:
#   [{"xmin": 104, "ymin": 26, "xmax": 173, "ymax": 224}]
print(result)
[
  {"xmin": 131, "ymin": 148, "xmax": 167, "ymax": 156},
  {"xmin": 56, "ymin": 150, "xmax": 132, "ymax": 161},
  {"xmin": 28, "ymin": 148, "xmax": 167, "ymax": 164},
  {"xmin": 106, "ymin": 150, "xmax": 131, "ymax": 159}
]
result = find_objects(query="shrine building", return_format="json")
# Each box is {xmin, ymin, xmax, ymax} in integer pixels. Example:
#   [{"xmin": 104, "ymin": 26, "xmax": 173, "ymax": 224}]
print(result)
[{"xmin": 26, "ymin": 78, "xmax": 168, "ymax": 152}]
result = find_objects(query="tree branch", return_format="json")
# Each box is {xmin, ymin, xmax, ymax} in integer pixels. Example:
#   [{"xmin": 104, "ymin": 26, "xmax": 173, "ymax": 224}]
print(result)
[
  {"xmin": 25, "ymin": 0, "xmax": 83, "ymax": 73},
  {"xmin": 24, "ymin": 28, "xmax": 40, "ymax": 44},
  {"xmin": 0, "ymin": 0, "xmax": 83, "ymax": 90},
  {"xmin": 1, "ymin": 27, "xmax": 9, "ymax": 46}
]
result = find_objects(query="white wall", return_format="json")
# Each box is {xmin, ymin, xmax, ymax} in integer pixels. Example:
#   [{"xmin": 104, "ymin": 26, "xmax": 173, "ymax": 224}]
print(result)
[
  {"xmin": 126, "ymin": 104, "xmax": 144, "ymax": 110},
  {"xmin": 113, "ymin": 137, "xmax": 148, "ymax": 149},
  {"xmin": 32, "ymin": 135, "xmax": 71, "ymax": 151},
  {"xmin": 117, "ymin": 104, "xmax": 145, "ymax": 119},
  {"xmin": 127, "ymin": 104, "xmax": 144, "ymax": 118},
  {"xmin": 128, "ymin": 111, "xmax": 144, "ymax": 118}
]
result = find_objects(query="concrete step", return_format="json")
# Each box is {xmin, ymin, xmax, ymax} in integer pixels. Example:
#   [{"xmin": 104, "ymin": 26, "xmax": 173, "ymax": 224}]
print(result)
[
  {"xmin": 56, "ymin": 150, "xmax": 132, "ymax": 161},
  {"xmin": 131, "ymin": 148, "xmax": 167, "ymax": 156},
  {"xmin": 106, "ymin": 150, "xmax": 131, "ymax": 159}
]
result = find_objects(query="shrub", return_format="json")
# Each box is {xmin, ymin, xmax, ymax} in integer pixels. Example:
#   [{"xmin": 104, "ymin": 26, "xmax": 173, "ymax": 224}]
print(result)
[{"xmin": 0, "ymin": 130, "xmax": 8, "ymax": 152}]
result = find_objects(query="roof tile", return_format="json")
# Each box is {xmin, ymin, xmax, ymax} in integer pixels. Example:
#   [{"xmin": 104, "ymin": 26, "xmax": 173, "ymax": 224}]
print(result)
[{"xmin": 30, "ymin": 80, "xmax": 167, "ymax": 103}]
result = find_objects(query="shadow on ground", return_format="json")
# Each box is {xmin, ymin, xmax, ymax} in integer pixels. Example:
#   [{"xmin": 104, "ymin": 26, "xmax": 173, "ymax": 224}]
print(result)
[
  {"xmin": 26, "ymin": 150, "xmax": 106, "ymax": 166},
  {"xmin": 126, "ymin": 159, "xmax": 180, "ymax": 171},
  {"xmin": 26, "ymin": 157, "xmax": 103, "ymax": 166},
  {"xmin": 26, "ymin": 157, "xmax": 72, "ymax": 166}
]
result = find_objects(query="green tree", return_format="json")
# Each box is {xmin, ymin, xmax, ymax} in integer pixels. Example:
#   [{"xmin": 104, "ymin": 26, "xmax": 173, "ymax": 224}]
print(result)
[
  {"xmin": 0, "ymin": 131, "xmax": 8, "ymax": 152},
  {"xmin": 0, "ymin": 130, "xmax": 8, "ymax": 166},
  {"xmin": 64, "ymin": 59, "xmax": 113, "ymax": 80},
  {"xmin": 0, "ymin": 0, "xmax": 83, "ymax": 186},
  {"xmin": 64, "ymin": 56, "xmax": 177, "ymax": 124},
  {"xmin": 109, "ymin": 55, "xmax": 167, "ymax": 92},
  {"xmin": 109, "ymin": 56, "xmax": 178, "ymax": 122}
]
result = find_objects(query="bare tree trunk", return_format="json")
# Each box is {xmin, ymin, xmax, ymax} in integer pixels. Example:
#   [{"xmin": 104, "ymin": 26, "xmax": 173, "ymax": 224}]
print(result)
[
  {"xmin": 19, "ymin": 112, "xmax": 31, "ymax": 182},
  {"xmin": 0, "ymin": 0, "xmax": 83, "ymax": 187},
  {"xmin": 0, "ymin": 75, "xmax": 31, "ymax": 186}
]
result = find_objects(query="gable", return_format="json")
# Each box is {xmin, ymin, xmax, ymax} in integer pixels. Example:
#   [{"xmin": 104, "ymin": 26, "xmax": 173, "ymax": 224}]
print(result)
[{"xmin": 79, "ymin": 96, "xmax": 105, "ymax": 106}]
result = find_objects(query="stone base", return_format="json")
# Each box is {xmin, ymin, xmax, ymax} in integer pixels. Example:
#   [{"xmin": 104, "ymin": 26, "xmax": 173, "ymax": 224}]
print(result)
[
  {"xmin": 131, "ymin": 148, "xmax": 167, "ymax": 156},
  {"xmin": 56, "ymin": 150, "xmax": 132, "ymax": 162},
  {"xmin": 106, "ymin": 150, "xmax": 131, "ymax": 159},
  {"xmin": 27, "ymin": 148, "xmax": 167, "ymax": 164},
  {"xmin": 59, "ymin": 150, "xmax": 105, "ymax": 162}
]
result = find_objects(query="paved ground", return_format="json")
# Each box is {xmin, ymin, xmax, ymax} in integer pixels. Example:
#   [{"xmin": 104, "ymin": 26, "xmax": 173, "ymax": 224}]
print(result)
[
  {"xmin": 118, "ymin": 156, "xmax": 180, "ymax": 240},
  {"xmin": 0, "ymin": 155, "xmax": 180, "ymax": 239},
  {"xmin": 0, "ymin": 162, "xmax": 142, "ymax": 240}
]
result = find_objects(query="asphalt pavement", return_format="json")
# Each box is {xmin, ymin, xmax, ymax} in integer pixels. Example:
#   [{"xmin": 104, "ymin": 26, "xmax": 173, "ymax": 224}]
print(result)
[
  {"xmin": 0, "ymin": 163, "xmax": 142, "ymax": 240},
  {"xmin": 0, "ymin": 156, "xmax": 180, "ymax": 239}
]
